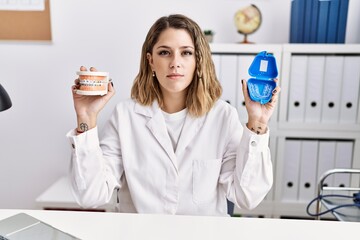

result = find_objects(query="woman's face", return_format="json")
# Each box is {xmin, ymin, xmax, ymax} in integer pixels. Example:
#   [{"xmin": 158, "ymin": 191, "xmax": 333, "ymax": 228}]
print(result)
[{"xmin": 147, "ymin": 28, "xmax": 196, "ymax": 98}]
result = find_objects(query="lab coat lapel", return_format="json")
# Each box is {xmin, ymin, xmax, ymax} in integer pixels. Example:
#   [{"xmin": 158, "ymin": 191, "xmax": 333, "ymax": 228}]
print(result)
[
  {"xmin": 175, "ymin": 113, "xmax": 206, "ymax": 156},
  {"xmin": 135, "ymin": 101, "xmax": 178, "ymax": 171}
]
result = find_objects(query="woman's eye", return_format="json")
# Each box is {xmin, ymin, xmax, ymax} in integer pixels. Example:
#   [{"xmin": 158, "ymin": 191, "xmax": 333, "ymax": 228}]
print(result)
[
  {"xmin": 183, "ymin": 51, "xmax": 193, "ymax": 56},
  {"xmin": 159, "ymin": 50, "xmax": 170, "ymax": 56}
]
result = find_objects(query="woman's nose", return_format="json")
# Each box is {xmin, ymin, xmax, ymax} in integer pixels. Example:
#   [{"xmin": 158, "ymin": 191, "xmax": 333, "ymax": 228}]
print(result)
[
  {"xmin": 170, "ymin": 64, "xmax": 180, "ymax": 69},
  {"xmin": 170, "ymin": 55, "xmax": 181, "ymax": 69}
]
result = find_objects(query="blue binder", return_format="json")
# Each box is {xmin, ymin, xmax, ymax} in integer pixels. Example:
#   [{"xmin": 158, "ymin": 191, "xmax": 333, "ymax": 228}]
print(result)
[
  {"xmin": 327, "ymin": 0, "xmax": 340, "ymax": 43},
  {"xmin": 316, "ymin": 0, "xmax": 330, "ymax": 43},
  {"xmin": 290, "ymin": 0, "xmax": 306, "ymax": 43},
  {"xmin": 309, "ymin": 0, "xmax": 320, "ymax": 43},
  {"xmin": 289, "ymin": 0, "xmax": 298, "ymax": 43},
  {"xmin": 303, "ymin": 0, "xmax": 314, "ymax": 43},
  {"xmin": 337, "ymin": 0, "xmax": 349, "ymax": 43},
  {"xmin": 290, "ymin": 0, "xmax": 349, "ymax": 43}
]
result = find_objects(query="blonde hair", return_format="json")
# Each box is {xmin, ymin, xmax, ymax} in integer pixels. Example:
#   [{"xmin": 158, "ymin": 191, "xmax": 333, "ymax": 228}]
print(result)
[{"xmin": 131, "ymin": 14, "xmax": 222, "ymax": 117}]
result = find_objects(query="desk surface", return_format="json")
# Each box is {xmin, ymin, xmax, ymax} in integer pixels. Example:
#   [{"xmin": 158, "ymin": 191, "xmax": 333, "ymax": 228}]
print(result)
[
  {"xmin": 36, "ymin": 176, "xmax": 114, "ymax": 211},
  {"xmin": 0, "ymin": 209, "xmax": 359, "ymax": 240}
]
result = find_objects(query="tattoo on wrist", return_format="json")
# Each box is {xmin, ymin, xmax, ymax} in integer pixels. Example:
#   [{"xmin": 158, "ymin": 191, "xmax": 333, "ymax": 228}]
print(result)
[
  {"xmin": 79, "ymin": 123, "xmax": 89, "ymax": 132},
  {"xmin": 248, "ymin": 122, "xmax": 266, "ymax": 135}
]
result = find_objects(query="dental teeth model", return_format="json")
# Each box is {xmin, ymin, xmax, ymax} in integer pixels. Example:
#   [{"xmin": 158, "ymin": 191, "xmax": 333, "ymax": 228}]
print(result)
[{"xmin": 76, "ymin": 71, "xmax": 109, "ymax": 96}]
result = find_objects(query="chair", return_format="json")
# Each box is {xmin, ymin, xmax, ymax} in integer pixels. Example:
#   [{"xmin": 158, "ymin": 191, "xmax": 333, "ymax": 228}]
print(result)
[
  {"xmin": 227, "ymin": 199, "xmax": 235, "ymax": 216},
  {"xmin": 312, "ymin": 168, "xmax": 360, "ymax": 221}
]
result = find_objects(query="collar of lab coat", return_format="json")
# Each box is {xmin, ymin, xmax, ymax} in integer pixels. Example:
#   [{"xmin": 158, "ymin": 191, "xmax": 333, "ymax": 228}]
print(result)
[{"xmin": 134, "ymin": 100, "xmax": 207, "ymax": 170}]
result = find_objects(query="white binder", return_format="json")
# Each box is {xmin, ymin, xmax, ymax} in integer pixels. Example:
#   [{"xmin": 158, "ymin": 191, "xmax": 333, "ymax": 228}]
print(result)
[
  {"xmin": 236, "ymin": 55, "xmax": 254, "ymax": 122},
  {"xmin": 298, "ymin": 140, "xmax": 318, "ymax": 202},
  {"xmin": 334, "ymin": 141, "xmax": 353, "ymax": 189},
  {"xmin": 304, "ymin": 56, "xmax": 325, "ymax": 123},
  {"xmin": 321, "ymin": 56, "xmax": 344, "ymax": 123},
  {"xmin": 339, "ymin": 56, "xmax": 360, "ymax": 124},
  {"xmin": 317, "ymin": 141, "xmax": 336, "ymax": 188},
  {"xmin": 212, "ymin": 54, "xmax": 221, "ymax": 80},
  {"xmin": 219, "ymin": 55, "xmax": 237, "ymax": 106},
  {"xmin": 281, "ymin": 139, "xmax": 301, "ymax": 202},
  {"xmin": 288, "ymin": 56, "xmax": 308, "ymax": 122}
]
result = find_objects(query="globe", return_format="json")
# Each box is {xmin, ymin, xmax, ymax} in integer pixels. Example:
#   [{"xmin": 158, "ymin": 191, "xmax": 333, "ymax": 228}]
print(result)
[{"xmin": 234, "ymin": 4, "xmax": 262, "ymax": 43}]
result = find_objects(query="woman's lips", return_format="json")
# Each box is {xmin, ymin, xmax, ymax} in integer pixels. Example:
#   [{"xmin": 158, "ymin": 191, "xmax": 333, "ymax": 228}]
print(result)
[{"xmin": 167, "ymin": 73, "xmax": 184, "ymax": 79}]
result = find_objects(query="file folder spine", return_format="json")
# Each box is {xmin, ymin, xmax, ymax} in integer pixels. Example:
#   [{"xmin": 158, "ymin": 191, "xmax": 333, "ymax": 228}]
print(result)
[
  {"xmin": 316, "ymin": 0, "xmax": 330, "ymax": 43},
  {"xmin": 219, "ymin": 55, "xmax": 238, "ymax": 106},
  {"xmin": 298, "ymin": 140, "xmax": 318, "ymax": 202},
  {"xmin": 337, "ymin": 0, "xmax": 349, "ymax": 43},
  {"xmin": 290, "ymin": 0, "xmax": 306, "ymax": 43},
  {"xmin": 304, "ymin": 56, "xmax": 325, "ymax": 123},
  {"xmin": 339, "ymin": 56, "xmax": 360, "ymax": 124},
  {"xmin": 287, "ymin": 56, "xmax": 308, "ymax": 122},
  {"xmin": 310, "ymin": 0, "xmax": 320, "ymax": 43},
  {"xmin": 326, "ymin": 0, "xmax": 340, "ymax": 43},
  {"xmin": 303, "ymin": 0, "xmax": 314, "ymax": 43}
]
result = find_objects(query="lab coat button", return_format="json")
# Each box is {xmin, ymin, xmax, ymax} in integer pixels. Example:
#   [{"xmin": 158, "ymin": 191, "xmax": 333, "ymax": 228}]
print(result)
[
  {"xmin": 71, "ymin": 144, "xmax": 75, "ymax": 149},
  {"xmin": 251, "ymin": 141, "xmax": 257, "ymax": 147}
]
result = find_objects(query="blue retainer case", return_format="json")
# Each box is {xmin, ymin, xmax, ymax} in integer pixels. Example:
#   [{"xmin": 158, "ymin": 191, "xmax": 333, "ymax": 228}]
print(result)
[{"xmin": 247, "ymin": 51, "xmax": 278, "ymax": 104}]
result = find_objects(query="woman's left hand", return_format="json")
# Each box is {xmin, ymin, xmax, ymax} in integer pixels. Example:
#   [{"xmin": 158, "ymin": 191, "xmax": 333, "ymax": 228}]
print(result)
[{"xmin": 241, "ymin": 78, "xmax": 281, "ymax": 134}]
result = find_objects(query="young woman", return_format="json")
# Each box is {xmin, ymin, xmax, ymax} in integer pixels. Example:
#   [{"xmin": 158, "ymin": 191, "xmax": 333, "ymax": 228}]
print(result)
[{"xmin": 68, "ymin": 14, "xmax": 280, "ymax": 216}]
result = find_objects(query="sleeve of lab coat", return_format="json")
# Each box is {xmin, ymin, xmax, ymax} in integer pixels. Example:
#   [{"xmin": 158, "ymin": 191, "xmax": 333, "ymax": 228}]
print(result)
[
  {"xmin": 219, "ymin": 108, "xmax": 273, "ymax": 210},
  {"xmin": 66, "ymin": 110, "xmax": 123, "ymax": 209}
]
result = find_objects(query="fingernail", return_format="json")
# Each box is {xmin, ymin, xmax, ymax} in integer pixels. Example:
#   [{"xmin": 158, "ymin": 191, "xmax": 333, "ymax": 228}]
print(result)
[{"xmin": 111, "ymin": 82, "xmax": 114, "ymax": 87}]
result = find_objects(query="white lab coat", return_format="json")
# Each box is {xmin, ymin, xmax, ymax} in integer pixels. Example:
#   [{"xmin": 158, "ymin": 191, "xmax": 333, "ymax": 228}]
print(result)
[{"xmin": 67, "ymin": 99, "xmax": 273, "ymax": 216}]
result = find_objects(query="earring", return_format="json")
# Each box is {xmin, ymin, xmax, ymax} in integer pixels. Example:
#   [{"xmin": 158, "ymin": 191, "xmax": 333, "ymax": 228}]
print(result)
[{"xmin": 152, "ymin": 71, "xmax": 155, "ymax": 77}]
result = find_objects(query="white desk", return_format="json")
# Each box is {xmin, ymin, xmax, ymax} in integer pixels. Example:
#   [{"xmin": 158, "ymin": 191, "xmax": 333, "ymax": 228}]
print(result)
[
  {"xmin": 35, "ymin": 176, "xmax": 114, "ymax": 211},
  {"xmin": 0, "ymin": 209, "xmax": 358, "ymax": 240}
]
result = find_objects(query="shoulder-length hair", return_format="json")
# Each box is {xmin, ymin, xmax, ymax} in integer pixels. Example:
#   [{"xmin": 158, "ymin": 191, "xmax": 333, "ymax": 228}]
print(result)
[{"xmin": 131, "ymin": 14, "xmax": 222, "ymax": 117}]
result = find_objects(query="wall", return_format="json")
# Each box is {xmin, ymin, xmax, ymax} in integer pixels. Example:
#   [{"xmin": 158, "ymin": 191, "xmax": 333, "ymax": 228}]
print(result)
[{"xmin": 0, "ymin": 0, "xmax": 359, "ymax": 209}]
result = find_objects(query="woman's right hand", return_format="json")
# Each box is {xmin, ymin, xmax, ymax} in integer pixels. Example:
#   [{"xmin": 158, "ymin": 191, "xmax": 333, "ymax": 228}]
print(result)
[{"xmin": 72, "ymin": 66, "xmax": 115, "ymax": 133}]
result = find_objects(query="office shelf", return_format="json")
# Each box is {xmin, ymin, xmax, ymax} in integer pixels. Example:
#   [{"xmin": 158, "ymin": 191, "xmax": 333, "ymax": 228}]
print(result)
[{"xmin": 211, "ymin": 43, "xmax": 360, "ymax": 219}]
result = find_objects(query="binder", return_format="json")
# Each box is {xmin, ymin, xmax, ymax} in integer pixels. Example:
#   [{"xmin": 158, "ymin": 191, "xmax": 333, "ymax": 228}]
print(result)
[
  {"xmin": 290, "ymin": 0, "xmax": 305, "ymax": 43},
  {"xmin": 337, "ymin": 0, "xmax": 349, "ymax": 43},
  {"xmin": 281, "ymin": 139, "xmax": 301, "ymax": 202},
  {"xmin": 219, "ymin": 55, "xmax": 237, "ymax": 105},
  {"xmin": 339, "ymin": 56, "xmax": 360, "ymax": 124},
  {"xmin": 289, "ymin": 0, "xmax": 298, "ymax": 43},
  {"xmin": 304, "ymin": 56, "xmax": 325, "ymax": 123},
  {"xmin": 317, "ymin": 140, "xmax": 336, "ymax": 188},
  {"xmin": 334, "ymin": 141, "xmax": 353, "ymax": 189},
  {"xmin": 317, "ymin": 0, "xmax": 330, "ymax": 43},
  {"xmin": 298, "ymin": 140, "xmax": 318, "ymax": 202},
  {"xmin": 212, "ymin": 54, "xmax": 221, "ymax": 80},
  {"xmin": 288, "ymin": 56, "xmax": 308, "ymax": 122},
  {"xmin": 303, "ymin": 0, "xmax": 314, "ymax": 43},
  {"xmin": 321, "ymin": 56, "xmax": 344, "ymax": 123},
  {"xmin": 236, "ymin": 55, "xmax": 254, "ymax": 122},
  {"xmin": 326, "ymin": 0, "xmax": 340, "ymax": 43},
  {"xmin": 310, "ymin": 0, "xmax": 320, "ymax": 43}
]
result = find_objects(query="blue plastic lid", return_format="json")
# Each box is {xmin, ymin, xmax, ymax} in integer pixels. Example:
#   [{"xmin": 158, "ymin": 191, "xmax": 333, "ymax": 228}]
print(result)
[
  {"xmin": 248, "ymin": 51, "xmax": 278, "ymax": 80},
  {"xmin": 247, "ymin": 51, "xmax": 278, "ymax": 104}
]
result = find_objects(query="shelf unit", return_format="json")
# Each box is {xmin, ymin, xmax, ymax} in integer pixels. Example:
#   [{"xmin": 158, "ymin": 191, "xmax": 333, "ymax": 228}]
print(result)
[
  {"xmin": 210, "ymin": 44, "xmax": 282, "ymax": 217},
  {"xmin": 210, "ymin": 43, "xmax": 360, "ymax": 219}
]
